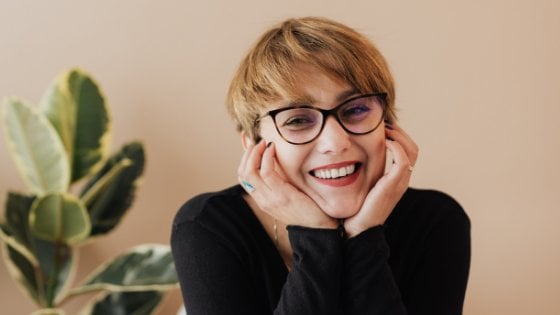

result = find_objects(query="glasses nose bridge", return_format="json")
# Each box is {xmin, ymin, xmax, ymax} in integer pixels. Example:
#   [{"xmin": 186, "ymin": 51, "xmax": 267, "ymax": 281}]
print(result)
[
  {"xmin": 319, "ymin": 107, "xmax": 344, "ymax": 128},
  {"xmin": 317, "ymin": 107, "xmax": 350, "ymax": 138},
  {"xmin": 318, "ymin": 106, "xmax": 350, "ymax": 135},
  {"xmin": 313, "ymin": 107, "xmax": 352, "ymax": 153}
]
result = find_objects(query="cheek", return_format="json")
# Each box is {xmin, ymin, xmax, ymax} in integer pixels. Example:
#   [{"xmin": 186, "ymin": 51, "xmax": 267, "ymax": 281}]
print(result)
[
  {"xmin": 259, "ymin": 122, "xmax": 307, "ymax": 181},
  {"xmin": 372, "ymin": 137, "xmax": 386, "ymax": 159},
  {"xmin": 258, "ymin": 121, "xmax": 277, "ymax": 143},
  {"xmin": 363, "ymin": 130, "xmax": 386, "ymax": 155},
  {"xmin": 274, "ymin": 143, "xmax": 307, "ymax": 180},
  {"xmin": 364, "ymin": 134, "xmax": 387, "ymax": 178}
]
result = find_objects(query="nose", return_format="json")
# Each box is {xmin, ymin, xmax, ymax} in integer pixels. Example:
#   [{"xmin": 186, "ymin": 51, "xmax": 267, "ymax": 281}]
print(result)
[{"xmin": 315, "ymin": 116, "xmax": 351, "ymax": 154}]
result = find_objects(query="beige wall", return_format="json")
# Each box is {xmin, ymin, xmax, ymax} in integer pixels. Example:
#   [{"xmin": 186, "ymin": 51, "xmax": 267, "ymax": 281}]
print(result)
[{"xmin": 1, "ymin": 0, "xmax": 559, "ymax": 314}]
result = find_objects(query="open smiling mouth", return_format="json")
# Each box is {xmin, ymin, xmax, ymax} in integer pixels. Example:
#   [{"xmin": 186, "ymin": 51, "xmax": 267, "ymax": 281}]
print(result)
[{"xmin": 310, "ymin": 163, "xmax": 362, "ymax": 179}]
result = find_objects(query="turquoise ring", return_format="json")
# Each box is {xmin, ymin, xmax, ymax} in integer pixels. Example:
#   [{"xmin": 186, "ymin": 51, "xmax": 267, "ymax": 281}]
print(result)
[{"xmin": 241, "ymin": 180, "xmax": 255, "ymax": 193}]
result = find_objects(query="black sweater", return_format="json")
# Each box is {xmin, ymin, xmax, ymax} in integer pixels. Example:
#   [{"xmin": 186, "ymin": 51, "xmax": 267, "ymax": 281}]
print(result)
[{"xmin": 171, "ymin": 185, "xmax": 470, "ymax": 314}]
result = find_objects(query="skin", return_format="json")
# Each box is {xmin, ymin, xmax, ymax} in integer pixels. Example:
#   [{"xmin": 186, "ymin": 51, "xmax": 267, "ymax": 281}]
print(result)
[{"xmin": 238, "ymin": 66, "xmax": 418, "ymax": 252}]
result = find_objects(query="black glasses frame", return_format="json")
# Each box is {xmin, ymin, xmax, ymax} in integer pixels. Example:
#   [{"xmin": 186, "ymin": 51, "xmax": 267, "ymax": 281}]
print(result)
[{"xmin": 256, "ymin": 93, "xmax": 387, "ymax": 145}]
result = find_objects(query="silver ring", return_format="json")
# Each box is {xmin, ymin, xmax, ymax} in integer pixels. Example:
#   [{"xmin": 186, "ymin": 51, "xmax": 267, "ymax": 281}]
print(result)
[
  {"xmin": 241, "ymin": 180, "xmax": 255, "ymax": 193},
  {"xmin": 408, "ymin": 165, "xmax": 414, "ymax": 172}
]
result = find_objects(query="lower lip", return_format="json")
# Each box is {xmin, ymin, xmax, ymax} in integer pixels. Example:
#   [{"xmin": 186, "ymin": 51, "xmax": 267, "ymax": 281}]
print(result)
[{"xmin": 311, "ymin": 167, "xmax": 361, "ymax": 187}]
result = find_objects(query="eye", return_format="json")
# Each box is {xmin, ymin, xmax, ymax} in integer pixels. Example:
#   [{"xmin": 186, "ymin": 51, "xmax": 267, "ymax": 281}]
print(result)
[
  {"xmin": 340, "ymin": 103, "xmax": 372, "ymax": 122},
  {"xmin": 277, "ymin": 109, "xmax": 319, "ymax": 131},
  {"xmin": 281, "ymin": 115, "xmax": 316, "ymax": 130}
]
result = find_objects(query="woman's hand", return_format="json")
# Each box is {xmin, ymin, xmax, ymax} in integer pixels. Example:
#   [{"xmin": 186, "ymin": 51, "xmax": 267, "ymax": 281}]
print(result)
[
  {"xmin": 238, "ymin": 141, "xmax": 338, "ymax": 229},
  {"xmin": 344, "ymin": 123, "xmax": 419, "ymax": 238}
]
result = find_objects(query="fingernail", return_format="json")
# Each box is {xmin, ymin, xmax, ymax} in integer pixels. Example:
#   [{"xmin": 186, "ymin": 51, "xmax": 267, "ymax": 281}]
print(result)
[{"xmin": 266, "ymin": 141, "xmax": 273, "ymax": 148}]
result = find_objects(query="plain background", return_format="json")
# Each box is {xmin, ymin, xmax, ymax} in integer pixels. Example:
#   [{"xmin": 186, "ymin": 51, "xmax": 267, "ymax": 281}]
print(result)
[{"xmin": 1, "ymin": 0, "xmax": 559, "ymax": 314}]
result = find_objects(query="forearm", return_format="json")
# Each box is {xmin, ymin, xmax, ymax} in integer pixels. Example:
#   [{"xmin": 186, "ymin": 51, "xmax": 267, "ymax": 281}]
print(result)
[
  {"xmin": 274, "ymin": 225, "xmax": 344, "ymax": 314},
  {"xmin": 342, "ymin": 226, "xmax": 407, "ymax": 315}
]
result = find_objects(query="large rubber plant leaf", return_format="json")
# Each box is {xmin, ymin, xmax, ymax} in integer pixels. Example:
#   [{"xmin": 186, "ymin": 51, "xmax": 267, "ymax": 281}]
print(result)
[
  {"xmin": 79, "ymin": 142, "xmax": 145, "ymax": 236},
  {"xmin": 4, "ymin": 192, "xmax": 36, "ymax": 252},
  {"xmin": 0, "ymin": 228, "xmax": 43, "ymax": 306},
  {"xmin": 1, "ymin": 236, "xmax": 76, "ymax": 308},
  {"xmin": 1, "ymin": 98, "xmax": 70, "ymax": 195},
  {"xmin": 82, "ymin": 291, "xmax": 163, "ymax": 315},
  {"xmin": 29, "ymin": 193, "xmax": 91, "ymax": 244},
  {"xmin": 33, "ymin": 238, "xmax": 77, "ymax": 307},
  {"xmin": 40, "ymin": 68, "xmax": 111, "ymax": 183},
  {"xmin": 1, "ymin": 193, "xmax": 78, "ymax": 307},
  {"xmin": 69, "ymin": 244, "xmax": 177, "ymax": 296}
]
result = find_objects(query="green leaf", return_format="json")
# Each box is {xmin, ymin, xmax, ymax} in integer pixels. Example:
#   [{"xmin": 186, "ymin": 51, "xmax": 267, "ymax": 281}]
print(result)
[
  {"xmin": 86, "ymin": 291, "xmax": 163, "ymax": 315},
  {"xmin": 29, "ymin": 193, "xmax": 91, "ymax": 244},
  {"xmin": 0, "ymin": 224, "xmax": 37, "ymax": 266},
  {"xmin": 1, "ymin": 98, "xmax": 70, "ymax": 195},
  {"xmin": 1, "ymin": 233, "xmax": 43, "ymax": 306},
  {"xmin": 80, "ymin": 142, "xmax": 145, "ymax": 236},
  {"xmin": 2, "ymin": 193, "xmax": 78, "ymax": 306},
  {"xmin": 70, "ymin": 244, "xmax": 177, "ymax": 296},
  {"xmin": 34, "ymin": 238, "xmax": 76, "ymax": 306},
  {"xmin": 4, "ymin": 192, "xmax": 36, "ymax": 251},
  {"xmin": 1, "ymin": 223, "xmax": 77, "ymax": 308},
  {"xmin": 40, "ymin": 68, "xmax": 111, "ymax": 183}
]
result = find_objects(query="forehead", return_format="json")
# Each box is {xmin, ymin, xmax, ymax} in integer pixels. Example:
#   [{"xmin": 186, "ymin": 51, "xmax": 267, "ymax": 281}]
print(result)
[{"xmin": 263, "ymin": 66, "xmax": 359, "ymax": 112}]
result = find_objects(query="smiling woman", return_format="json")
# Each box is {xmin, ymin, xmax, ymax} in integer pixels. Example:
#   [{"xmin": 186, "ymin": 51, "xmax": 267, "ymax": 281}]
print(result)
[{"xmin": 171, "ymin": 16, "xmax": 470, "ymax": 315}]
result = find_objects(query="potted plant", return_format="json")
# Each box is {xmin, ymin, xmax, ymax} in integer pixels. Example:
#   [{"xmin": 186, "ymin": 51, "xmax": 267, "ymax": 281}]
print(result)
[{"xmin": 0, "ymin": 68, "xmax": 178, "ymax": 314}]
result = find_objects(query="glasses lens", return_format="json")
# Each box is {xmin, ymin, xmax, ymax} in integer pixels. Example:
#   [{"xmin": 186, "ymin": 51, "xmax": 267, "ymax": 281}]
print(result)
[
  {"xmin": 270, "ymin": 94, "xmax": 385, "ymax": 144},
  {"xmin": 274, "ymin": 108, "xmax": 323, "ymax": 144},
  {"xmin": 337, "ymin": 95, "xmax": 384, "ymax": 134}
]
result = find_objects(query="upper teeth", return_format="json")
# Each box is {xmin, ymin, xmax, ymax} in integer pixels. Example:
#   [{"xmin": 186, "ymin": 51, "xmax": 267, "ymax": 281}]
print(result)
[{"xmin": 313, "ymin": 164, "xmax": 356, "ymax": 179}]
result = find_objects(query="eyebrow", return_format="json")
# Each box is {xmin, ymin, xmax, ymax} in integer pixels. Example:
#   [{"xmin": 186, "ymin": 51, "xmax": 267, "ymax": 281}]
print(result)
[
  {"xmin": 336, "ymin": 89, "xmax": 360, "ymax": 103},
  {"xmin": 285, "ymin": 88, "xmax": 360, "ymax": 108}
]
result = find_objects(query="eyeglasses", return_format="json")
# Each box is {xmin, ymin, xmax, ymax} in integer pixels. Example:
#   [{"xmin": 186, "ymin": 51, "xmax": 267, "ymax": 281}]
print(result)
[{"xmin": 256, "ymin": 93, "xmax": 387, "ymax": 145}]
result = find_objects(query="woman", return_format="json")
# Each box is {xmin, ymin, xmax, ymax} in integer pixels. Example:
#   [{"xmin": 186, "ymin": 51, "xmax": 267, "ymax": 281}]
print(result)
[{"xmin": 171, "ymin": 17, "xmax": 470, "ymax": 314}]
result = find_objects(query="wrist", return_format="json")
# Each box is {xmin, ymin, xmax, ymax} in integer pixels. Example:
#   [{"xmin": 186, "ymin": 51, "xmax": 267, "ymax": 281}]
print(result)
[
  {"xmin": 343, "ymin": 221, "xmax": 364, "ymax": 238},
  {"xmin": 344, "ymin": 219, "xmax": 385, "ymax": 238},
  {"xmin": 315, "ymin": 218, "xmax": 339, "ymax": 230}
]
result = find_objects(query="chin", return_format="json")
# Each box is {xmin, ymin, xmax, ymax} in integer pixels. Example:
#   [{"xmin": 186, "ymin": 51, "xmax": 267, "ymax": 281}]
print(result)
[{"xmin": 320, "ymin": 199, "xmax": 362, "ymax": 219}]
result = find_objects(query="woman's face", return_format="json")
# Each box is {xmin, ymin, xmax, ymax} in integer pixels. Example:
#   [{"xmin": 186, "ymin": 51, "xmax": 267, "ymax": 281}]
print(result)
[{"xmin": 257, "ymin": 67, "xmax": 387, "ymax": 218}]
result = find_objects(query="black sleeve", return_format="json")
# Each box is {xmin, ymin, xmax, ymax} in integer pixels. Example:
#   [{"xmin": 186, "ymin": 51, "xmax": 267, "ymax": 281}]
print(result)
[
  {"xmin": 171, "ymin": 221, "xmax": 261, "ymax": 314},
  {"xmin": 342, "ymin": 226, "xmax": 408, "ymax": 315},
  {"xmin": 341, "ymin": 197, "xmax": 471, "ymax": 315},
  {"xmin": 401, "ymin": 205, "xmax": 471, "ymax": 315},
  {"xmin": 171, "ymin": 220, "xmax": 344, "ymax": 315},
  {"xmin": 275, "ymin": 226, "xmax": 343, "ymax": 314}
]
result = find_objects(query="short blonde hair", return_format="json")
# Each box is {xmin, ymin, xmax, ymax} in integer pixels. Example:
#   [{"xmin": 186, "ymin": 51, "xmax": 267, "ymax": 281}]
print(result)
[{"xmin": 227, "ymin": 16, "xmax": 396, "ymax": 141}]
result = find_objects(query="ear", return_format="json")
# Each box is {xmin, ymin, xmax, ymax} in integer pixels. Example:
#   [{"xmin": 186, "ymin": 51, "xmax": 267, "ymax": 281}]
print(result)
[{"xmin": 240, "ymin": 130, "xmax": 253, "ymax": 150}]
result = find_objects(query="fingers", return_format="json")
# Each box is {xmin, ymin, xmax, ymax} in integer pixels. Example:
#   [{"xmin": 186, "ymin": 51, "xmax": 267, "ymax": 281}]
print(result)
[
  {"xmin": 384, "ymin": 124, "xmax": 416, "ymax": 188},
  {"xmin": 259, "ymin": 142, "xmax": 274, "ymax": 177},
  {"xmin": 385, "ymin": 122, "xmax": 419, "ymax": 168},
  {"xmin": 245, "ymin": 140, "xmax": 267, "ymax": 172},
  {"xmin": 385, "ymin": 139, "xmax": 412, "ymax": 182},
  {"xmin": 238, "ymin": 141, "xmax": 284, "ymax": 196},
  {"xmin": 238, "ymin": 140, "xmax": 268, "ymax": 194},
  {"xmin": 237, "ymin": 140, "xmax": 259, "ymax": 177}
]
